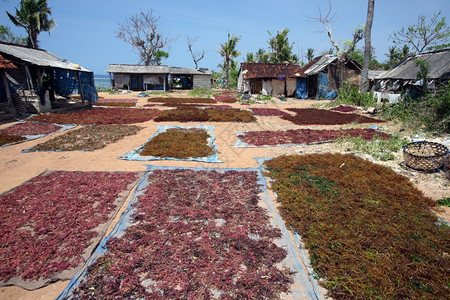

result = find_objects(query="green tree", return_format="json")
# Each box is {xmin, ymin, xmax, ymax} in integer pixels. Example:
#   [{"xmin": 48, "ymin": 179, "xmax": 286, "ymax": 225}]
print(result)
[
  {"xmin": 245, "ymin": 52, "xmax": 256, "ymax": 63},
  {"xmin": 0, "ymin": 25, "xmax": 27, "ymax": 45},
  {"xmin": 392, "ymin": 11, "xmax": 450, "ymax": 54},
  {"xmin": 306, "ymin": 48, "xmax": 315, "ymax": 62},
  {"xmin": 384, "ymin": 45, "xmax": 411, "ymax": 69},
  {"xmin": 267, "ymin": 28, "xmax": 298, "ymax": 63},
  {"xmin": 256, "ymin": 48, "xmax": 269, "ymax": 63},
  {"xmin": 153, "ymin": 50, "xmax": 169, "ymax": 66},
  {"xmin": 415, "ymin": 58, "xmax": 429, "ymax": 91},
  {"xmin": 6, "ymin": 0, "xmax": 56, "ymax": 49},
  {"xmin": 218, "ymin": 32, "xmax": 241, "ymax": 88}
]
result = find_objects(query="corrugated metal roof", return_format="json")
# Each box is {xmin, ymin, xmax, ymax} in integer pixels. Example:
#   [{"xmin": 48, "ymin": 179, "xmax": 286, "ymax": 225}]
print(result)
[
  {"xmin": 0, "ymin": 42, "xmax": 91, "ymax": 72},
  {"xmin": 106, "ymin": 64, "xmax": 169, "ymax": 74},
  {"xmin": 239, "ymin": 63, "xmax": 305, "ymax": 79},
  {"xmin": 376, "ymin": 50, "xmax": 450, "ymax": 80},
  {"xmin": 105, "ymin": 64, "xmax": 211, "ymax": 75},
  {"xmin": 368, "ymin": 70, "xmax": 386, "ymax": 80},
  {"xmin": 304, "ymin": 55, "xmax": 337, "ymax": 75}
]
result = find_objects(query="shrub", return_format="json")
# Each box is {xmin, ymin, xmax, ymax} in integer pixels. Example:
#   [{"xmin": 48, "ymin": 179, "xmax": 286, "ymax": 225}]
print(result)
[
  {"xmin": 380, "ymin": 83, "xmax": 450, "ymax": 134},
  {"xmin": 188, "ymin": 88, "xmax": 220, "ymax": 98},
  {"xmin": 337, "ymin": 134, "xmax": 409, "ymax": 161},
  {"xmin": 337, "ymin": 82, "xmax": 376, "ymax": 108}
]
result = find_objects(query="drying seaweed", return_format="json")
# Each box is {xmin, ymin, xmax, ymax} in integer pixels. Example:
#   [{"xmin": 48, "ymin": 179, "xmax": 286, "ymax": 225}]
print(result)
[
  {"xmin": 0, "ymin": 133, "xmax": 26, "ymax": 146},
  {"xmin": 155, "ymin": 107, "xmax": 255, "ymax": 122},
  {"xmin": 264, "ymin": 153, "xmax": 449, "ymax": 299},
  {"xmin": 238, "ymin": 128, "xmax": 391, "ymax": 146},
  {"xmin": 147, "ymin": 97, "xmax": 216, "ymax": 104},
  {"xmin": 28, "ymin": 125, "xmax": 142, "ymax": 151},
  {"xmin": 283, "ymin": 108, "xmax": 384, "ymax": 125},
  {"xmin": 140, "ymin": 128, "xmax": 214, "ymax": 158},
  {"xmin": 250, "ymin": 108, "xmax": 291, "ymax": 117},
  {"xmin": 1, "ymin": 122, "xmax": 62, "ymax": 136},
  {"xmin": 26, "ymin": 108, "xmax": 159, "ymax": 125},
  {"xmin": 71, "ymin": 169, "xmax": 293, "ymax": 299},
  {"xmin": 329, "ymin": 105, "xmax": 358, "ymax": 112},
  {"xmin": 0, "ymin": 171, "xmax": 140, "ymax": 283}
]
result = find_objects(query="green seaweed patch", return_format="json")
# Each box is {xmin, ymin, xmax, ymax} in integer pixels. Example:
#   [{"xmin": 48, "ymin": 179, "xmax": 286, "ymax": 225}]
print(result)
[
  {"xmin": 147, "ymin": 97, "xmax": 216, "ymax": 104},
  {"xmin": 264, "ymin": 153, "xmax": 449, "ymax": 299},
  {"xmin": 155, "ymin": 107, "xmax": 255, "ymax": 122},
  {"xmin": 28, "ymin": 125, "xmax": 142, "ymax": 151},
  {"xmin": 140, "ymin": 128, "xmax": 214, "ymax": 159},
  {"xmin": 0, "ymin": 132, "xmax": 26, "ymax": 146}
]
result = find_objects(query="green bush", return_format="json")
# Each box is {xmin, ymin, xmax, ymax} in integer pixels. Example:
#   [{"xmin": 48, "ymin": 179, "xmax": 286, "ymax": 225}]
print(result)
[
  {"xmin": 337, "ymin": 134, "xmax": 409, "ymax": 161},
  {"xmin": 380, "ymin": 82, "xmax": 450, "ymax": 133},
  {"xmin": 337, "ymin": 82, "xmax": 376, "ymax": 108},
  {"xmin": 188, "ymin": 88, "xmax": 219, "ymax": 98}
]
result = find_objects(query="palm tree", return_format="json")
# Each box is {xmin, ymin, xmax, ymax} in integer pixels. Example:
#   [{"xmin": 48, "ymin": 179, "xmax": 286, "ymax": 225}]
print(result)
[
  {"xmin": 267, "ymin": 28, "xmax": 296, "ymax": 63},
  {"xmin": 218, "ymin": 32, "xmax": 241, "ymax": 88},
  {"xmin": 256, "ymin": 48, "xmax": 269, "ymax": 63},
  {"xmin": 6, "ymin": 0, "xmax": 56, "ymax": 49},
  {"xmin": 306, "ymin": 48, "xmax": 315, "ymax": 62},
  {"xmin": 361, "ymin": 0, "xmax": 375, "ymax": 92}
]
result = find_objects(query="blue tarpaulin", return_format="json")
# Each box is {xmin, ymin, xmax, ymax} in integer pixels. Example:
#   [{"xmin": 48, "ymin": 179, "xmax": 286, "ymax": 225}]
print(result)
[
  {"xmin": 54, "ymin": 70, "xmax": 75, "ymax": 98},
  {"xmin": 296, "ymin": 78, "xmax": 308, "ymax": 99},
  {"xmin": 79, "ymin": 72, "xmax": 98, "ymax": 103},
  {"xmin": 317, "ymin": 72, "xmax": 328, "ymax": 100}
]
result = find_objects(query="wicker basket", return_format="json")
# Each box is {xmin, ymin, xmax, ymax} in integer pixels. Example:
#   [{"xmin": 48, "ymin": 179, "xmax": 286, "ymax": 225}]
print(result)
[{"xmin": 403, "ymin": 141, "xmax": 449, "ymax": 172}]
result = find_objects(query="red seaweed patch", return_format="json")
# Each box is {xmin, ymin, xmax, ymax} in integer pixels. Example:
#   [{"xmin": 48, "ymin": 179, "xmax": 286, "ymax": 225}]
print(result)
[
  {"xmin": 283, "ymin": 108, "xmax": 384, "ymax": 125},
  {"xmin": 1, "ymin": 122, "xmax": 62, "ymax": 136},
  {"xmin": 26, "ymin": 108, "xmax": 159, "ymax": 125},
  {"xmin": 329, "ymin": 105, "xmax": 358, "ymax": 112},
  {"xmin": 71, "ymin": 169, "xmax": 293, "ymax": 298},
  {"xmin": 238, "ymin": 128, "xmax": 391, "ymax": 146},
  {"xmin": 0, "ymin": 171, "xmax": 141, "ymax": 288}
]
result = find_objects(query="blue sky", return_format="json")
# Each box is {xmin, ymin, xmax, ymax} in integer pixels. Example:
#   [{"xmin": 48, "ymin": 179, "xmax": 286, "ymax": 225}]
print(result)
[{"xmin": 1, "ymin": 0, "xmax": 449, "ymax": 74}]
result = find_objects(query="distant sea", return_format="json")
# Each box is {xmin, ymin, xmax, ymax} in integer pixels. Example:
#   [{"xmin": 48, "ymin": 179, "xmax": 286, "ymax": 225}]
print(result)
[{"xmin": 94, "ymin": 74, "xmax": 112, "ymax": 90}]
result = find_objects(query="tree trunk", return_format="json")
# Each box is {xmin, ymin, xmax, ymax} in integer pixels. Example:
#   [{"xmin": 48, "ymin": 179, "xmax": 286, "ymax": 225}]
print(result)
[{"xmin": 361, "ymin": 0, "xmax": 375, "ymax": 92}]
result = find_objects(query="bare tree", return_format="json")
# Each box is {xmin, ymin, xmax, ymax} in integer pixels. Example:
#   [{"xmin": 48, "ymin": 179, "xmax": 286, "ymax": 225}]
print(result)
[
  {"xmin": 307, "ymin": 1, "xmax": 363, "ymax": 61},
  {"xmin": 116, "ymin": 10, "xmax": 174, "ymax": 66},
  {"xmin": 392, "ymin": 11, "xmax": 450, "ymax": 54},
  {"xmin": 361, "ymin": 0, "xmax": 375, "ymax": 92},
  {"xmin": 307, "ymin": 0, "xmax": 363, "ymax": 88},
  {"xmin": 186, "ymin": 35, "xmax": 206, "ymax": 69}
]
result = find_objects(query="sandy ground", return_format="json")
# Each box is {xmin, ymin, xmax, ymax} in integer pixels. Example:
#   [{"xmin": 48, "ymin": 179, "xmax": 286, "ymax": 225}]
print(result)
[{"xmin": 0, "ymin": 91, "xmax": 449, "ymax": 299}]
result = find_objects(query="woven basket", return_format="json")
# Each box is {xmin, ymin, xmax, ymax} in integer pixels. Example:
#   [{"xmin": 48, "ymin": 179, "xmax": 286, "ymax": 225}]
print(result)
[{"xmin": 403, "ymin": 141, "xmax": 449, "ymax": 172}]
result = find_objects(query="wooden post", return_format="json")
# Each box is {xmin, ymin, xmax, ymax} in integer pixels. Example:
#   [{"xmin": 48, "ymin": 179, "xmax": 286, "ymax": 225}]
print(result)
[
  {"xmin": 75, "ymin": 72, "xmax": 85, "ymax": 102},
  {"xmin": 1, "ymin": 70, "xmax": 13, "ymax": 106},
  {"xmin": 24, "ymin": 65, "xmax": 34, "ymax": 90}
]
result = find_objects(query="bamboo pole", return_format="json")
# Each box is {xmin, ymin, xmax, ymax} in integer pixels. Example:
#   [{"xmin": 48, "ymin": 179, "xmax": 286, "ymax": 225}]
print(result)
[{"xmin": 75, "ymin": 72, "xmax": 85, "ymax": 103}]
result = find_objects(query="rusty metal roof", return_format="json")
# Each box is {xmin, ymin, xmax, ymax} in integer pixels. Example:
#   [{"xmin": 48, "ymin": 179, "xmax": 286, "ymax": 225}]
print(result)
[
  {"xmin": 0, "ymin": 53, "xmax": 17, "ymax": 69},
  {"xmin": 239, "ymin": 63, "xmax": 305, "ymax": 79}
]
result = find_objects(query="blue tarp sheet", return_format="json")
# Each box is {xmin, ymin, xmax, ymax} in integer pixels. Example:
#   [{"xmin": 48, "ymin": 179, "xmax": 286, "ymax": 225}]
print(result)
[
  {"xmin": 79, "ymin": 72, "xmax": 98, "ymax": 103},
  {"xmin": 296, "ymin": 78, "xmax": 308, "ymax": 99},
  {"xmin": 54, "ymin": 70, "xmax": 75, "ymax": 98},
  {"xmin": 317, "ymin": 72, "xmax": 328, "ymax": 100}
]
